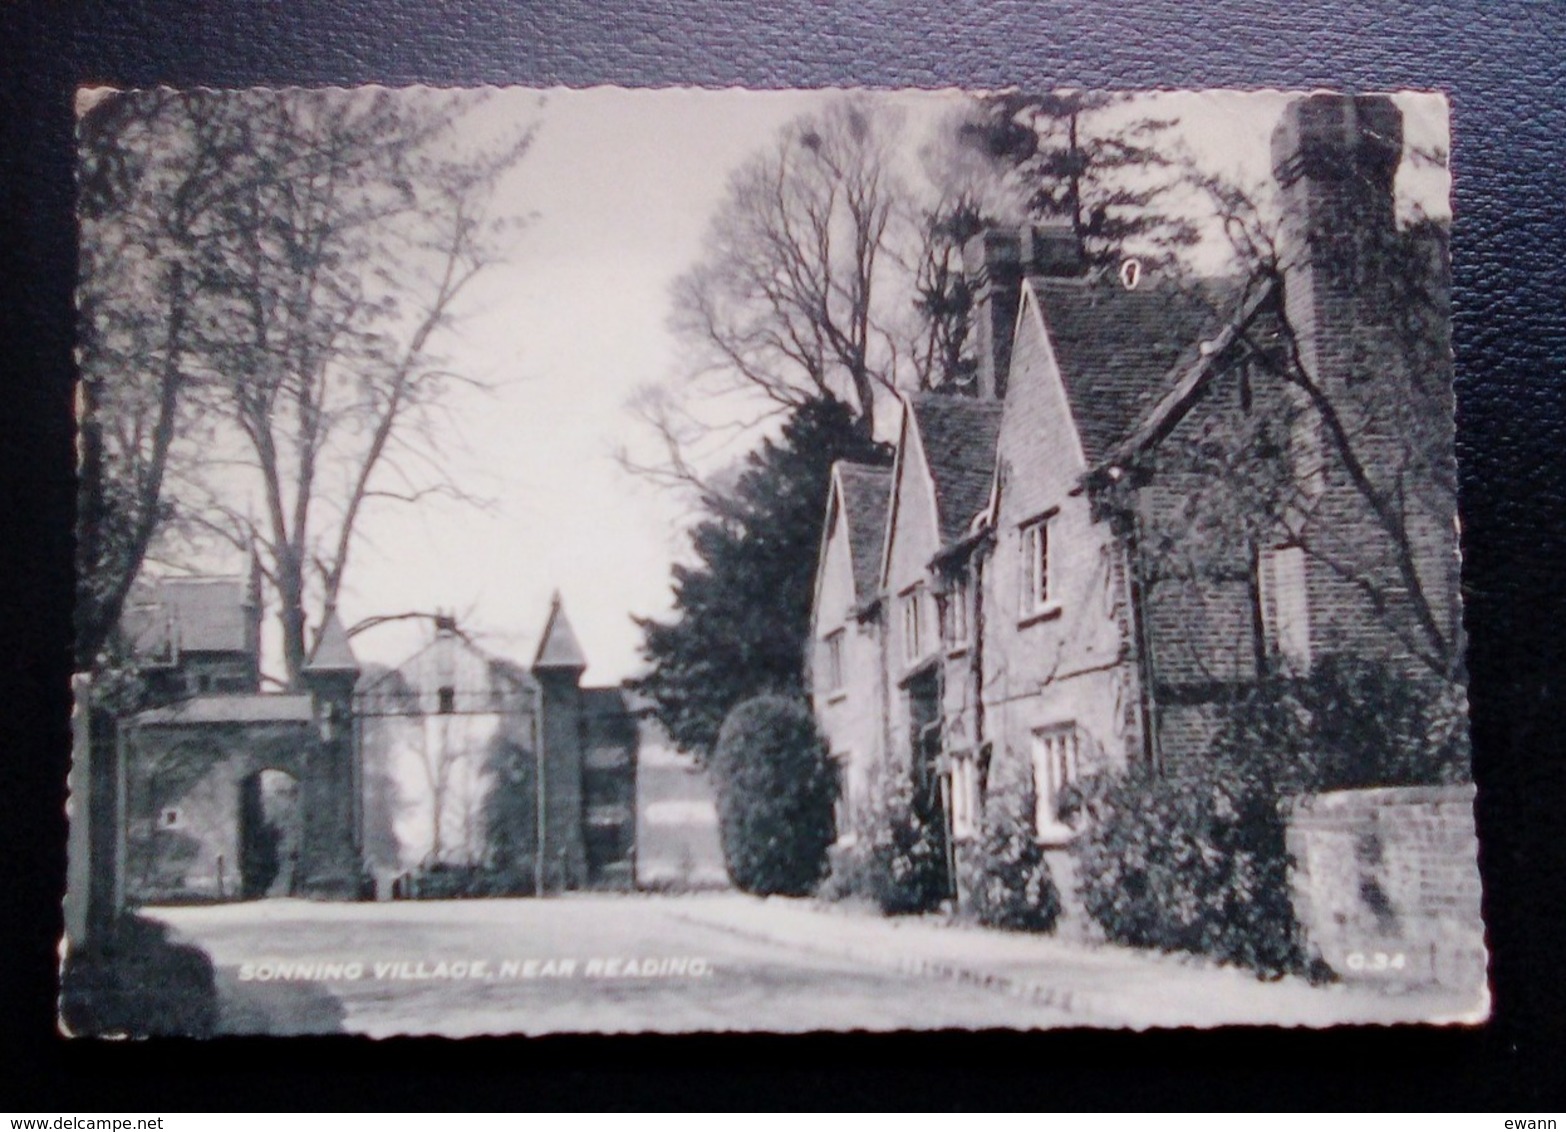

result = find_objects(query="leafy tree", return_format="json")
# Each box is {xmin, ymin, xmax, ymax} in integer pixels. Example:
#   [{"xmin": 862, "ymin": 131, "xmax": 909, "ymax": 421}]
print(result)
[
  {"xmin": 709, "ymin": 695, "xmax": 837, "ymax": 896},
  {"xmin": 961, "ymin": 91, "xmax": 1199, "ymax": 269},
  {"xmin": 75, "ymin": 88, "xmax": 533, "ymax": 683},
  {"xmin": 633, "ymin": 397, "xmax": 890, "ymax": 762}
]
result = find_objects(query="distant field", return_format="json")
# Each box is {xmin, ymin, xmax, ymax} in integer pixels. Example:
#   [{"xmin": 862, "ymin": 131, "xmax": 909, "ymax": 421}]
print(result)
[{"xmin": 636, "ymin": 743, "xmax": 727, "ymax": 888}]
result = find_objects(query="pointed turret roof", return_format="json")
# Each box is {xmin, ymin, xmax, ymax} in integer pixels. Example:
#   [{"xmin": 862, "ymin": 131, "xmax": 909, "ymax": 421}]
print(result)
[
  {"xmin": 304, "ymin": 611, "xmax": 359, "ymax": 674},
  {"xmin": 531, "ymin": 592, "xmax": 588, "ymax": 674}
]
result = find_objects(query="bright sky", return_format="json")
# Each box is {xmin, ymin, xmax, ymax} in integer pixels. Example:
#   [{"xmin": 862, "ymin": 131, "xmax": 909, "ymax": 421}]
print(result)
[{"xmin": 206, "ymin": 89, "xmax": 1448, "ymax": 686}]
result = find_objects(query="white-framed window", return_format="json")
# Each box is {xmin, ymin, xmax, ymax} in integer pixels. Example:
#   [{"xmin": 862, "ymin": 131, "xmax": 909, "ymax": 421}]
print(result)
[
  {"xmin": 1031, "ymin": 725, "xmax": 1080, "ymax": 843},
  {"xmin": 901, "ymin": 586, "xmax": 926, "ymax": 664},
  {"xmin": 823, "ymin": 629, "xmax": 846, "ymax": 694},
  {"xmin": 1259, "ymin": 545, "xmax": 1312, "ymax": 673},
  {"xmin": 1019, "ymin": 514, "xmax": 1054, "ymax": 618},
  {"xmin": 948, "ymin": 753, "xmax": 979, "ymax": 841},
  {"xmin": 160, "ymin": 807, "xmax": 181, "ymax": 829},
  {"xmin": 831, "ymin": 753, "xmax": 853, "ymax": 843},
  {"xmin": 942, "ymin": 571, "xmax": 971, "ymax": 650}
]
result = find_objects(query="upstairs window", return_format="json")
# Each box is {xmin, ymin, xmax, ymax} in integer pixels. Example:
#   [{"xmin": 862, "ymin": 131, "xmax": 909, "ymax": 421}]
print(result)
[
  {"xmin": 948, "ymin": 754, "xmax": 979, "ymax": 841},
  {"xmin": 942, "ymin": 572, "xmax": 971, "ymax": 650},
  {"xmin": 1259, "ymin": 545, "xmax": 1312, "ymax": 673},
  {"xmin": 437, "ymin": 685, "xmax": 456, "ymax": 715},
  {"xmin": 1019, "ymin": 514, "xmax": 1054, "ymax": 619},
  {"xmin": 901, "ymin": 587, "xmax": 926, "ymax": 665},
  {"xmin": 823, "ymin": 629, "xmax": 846, "ymax": 694}
]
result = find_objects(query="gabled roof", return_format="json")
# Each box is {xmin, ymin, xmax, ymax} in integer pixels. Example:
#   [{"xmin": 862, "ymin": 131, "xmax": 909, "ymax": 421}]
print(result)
[
  {"xmin": 304, "ymin": 611, "xmax": 358, "ymax": 674},
  {"xmin": 532, "ymin": 593, "xmax": 588, "ymax": 673},
  {"xmin": 1027, "ymin": 275, "xmax": 1249, "ymax": 465},
  {"xmin": 835, "ymin": 463, "xmax": 893, "ymax": 602},
  {"xmin": 124, "ymin": 576, "xmax": 250, "ymax": 656},
  {"xmin": 1094, "ymin": 276, "xmax": 1280, "ymax": 472},
  {"xmin": 906, "ymin": 394, "xmax": 1005, "ymax": 545}
]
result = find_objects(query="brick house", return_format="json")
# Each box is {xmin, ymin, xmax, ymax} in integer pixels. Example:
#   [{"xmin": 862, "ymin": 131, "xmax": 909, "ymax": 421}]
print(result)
[
  {"xmin": 119, "ymin": 571, "xmax": 362, "ymax": 902},
  {"xmin": 806, "ymin": 93, "xmax": 1460, "ymax": 920}
]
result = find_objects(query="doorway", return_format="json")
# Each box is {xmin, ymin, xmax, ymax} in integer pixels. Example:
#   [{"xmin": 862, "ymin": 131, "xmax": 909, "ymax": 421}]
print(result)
[
  {"xmin": 238, "ymin": 768, "xmax": 302, "ymax": 899},
  {"xmin": 906, "ymin": 668, "xmax": 953, "ymax": 901}
]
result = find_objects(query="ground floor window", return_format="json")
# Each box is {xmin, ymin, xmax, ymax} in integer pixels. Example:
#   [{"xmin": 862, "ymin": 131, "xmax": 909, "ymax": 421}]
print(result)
[
  {"xmin": 1030, "ymin": 725, "xmax": 1080, "ymax": 843},
  {"xmin": 831, "ymin": 752, "xmax": 853, "ymax": 842},
  {"xmin": 948, "ymin": 753, "xmax": 979, "ymax": 841}
]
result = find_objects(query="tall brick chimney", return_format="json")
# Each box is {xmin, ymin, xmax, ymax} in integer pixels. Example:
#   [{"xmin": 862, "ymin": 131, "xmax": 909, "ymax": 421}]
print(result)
[
  {"xmin": 963, "ymin": 222, "xmax": 1085, "ymax": 400},
  {"xmin": 1268, "ymin": 93, "xmax": 1459, "ymax": 670},
  {"xmin": 1271, "ymin": 94, "xmax": 1402, "ymax": 357}
]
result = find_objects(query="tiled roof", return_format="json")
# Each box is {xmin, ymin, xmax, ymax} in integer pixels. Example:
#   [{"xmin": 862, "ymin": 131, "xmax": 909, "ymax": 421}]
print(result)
[
  {"xmin": 907, "ymin": 394, "xmax": 1005, "ymax": 545},
  {"xmin": 135, "ymin": 693, "xmax": 314, "ymax": 727},
  {"xmin": 1029, "ymin": 276, "xmax": 1248, "ymax": 464},
  {"xmin": 1097, "ymin": 277, "xmax": 1280, "ymax": 471},
  {"xmin": 304, "ymin": 612, "xmax": 358, "ymax": 673},
  {"xmin": 124, "ymin": 576, "xmax": 250, "ymax": 656},
  {"xmin": 835, "ymin": 463, "xmax": 892, "ymax": 602},
  {"xmin": 533, "ymin": 593, "xmax": 588, "ymax": 672}
]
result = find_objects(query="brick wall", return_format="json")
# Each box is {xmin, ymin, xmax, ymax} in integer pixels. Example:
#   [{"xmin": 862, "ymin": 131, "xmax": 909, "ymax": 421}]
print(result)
[{"xmin": 1285, "ymin": 784, "xmax": 1486, "ymax": 991}]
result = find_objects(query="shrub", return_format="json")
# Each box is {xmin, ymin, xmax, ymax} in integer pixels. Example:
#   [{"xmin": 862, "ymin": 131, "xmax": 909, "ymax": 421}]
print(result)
[
  {"xmin": 710, "ymin": 695, "xmax": 837, "ymax": 896},
  {"xmin": 60, "ymin": 913, "xmax": 221, "ymax": 1037},
  {"xmin": 1072, "ymin": 764, "xmax": 1304, "ymax": 974},
  {"xmin": 964, "ymin": 783, "xmax": 1062, "ymax": 933},
  {"xmin": 817, "ymin": 760, "xmax": 949, "ymax": 915},
  {"xmin": 1073, "ymin": 656, "xmax": 1469, "ymax": 976}
]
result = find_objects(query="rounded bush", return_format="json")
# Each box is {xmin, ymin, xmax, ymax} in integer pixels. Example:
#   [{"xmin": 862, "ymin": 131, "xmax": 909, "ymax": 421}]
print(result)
[{"xmin": 710, "ymin": 695, "xmax": 837, "ymax": 896}]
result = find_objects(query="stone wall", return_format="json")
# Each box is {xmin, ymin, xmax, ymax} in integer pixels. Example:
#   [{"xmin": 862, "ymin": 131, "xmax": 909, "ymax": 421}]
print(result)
[{"xmin": 1286, "ymin": 784, "xmax": 1486, "ymax": 991}]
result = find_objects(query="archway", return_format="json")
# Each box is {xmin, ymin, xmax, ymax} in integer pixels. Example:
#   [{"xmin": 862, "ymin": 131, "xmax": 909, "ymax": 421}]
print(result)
[{"xmin": 238, "ymin": 769, "xmax": 302, "ymax": 899}]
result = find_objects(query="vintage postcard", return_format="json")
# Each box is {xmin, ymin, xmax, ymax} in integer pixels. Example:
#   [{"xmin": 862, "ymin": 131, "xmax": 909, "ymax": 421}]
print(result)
[{"xmin": 61, "ymin": 86, "xmax": 1487, "ymax": 1036}]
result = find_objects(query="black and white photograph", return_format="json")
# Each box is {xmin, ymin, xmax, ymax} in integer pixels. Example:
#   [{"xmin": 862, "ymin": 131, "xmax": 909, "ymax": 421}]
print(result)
[{"xmin": 60, "ymin": 85, "xmax": 1488, "ymax": 1038}]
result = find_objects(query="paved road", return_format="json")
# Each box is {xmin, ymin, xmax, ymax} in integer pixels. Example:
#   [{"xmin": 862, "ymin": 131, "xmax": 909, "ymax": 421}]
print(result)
[{"xmin": 148, "ymin": 895, "xmax": 1074, "ymax": 1036}]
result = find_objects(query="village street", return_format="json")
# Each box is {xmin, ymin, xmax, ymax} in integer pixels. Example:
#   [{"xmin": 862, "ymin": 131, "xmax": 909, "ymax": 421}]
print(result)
[
  {"xmin": 146, "ymin": 894, "xmax": 1077, "ymax": 1036},
  {"xmin": 145, "ymin": 892, "xmax": 1484, "ymax": 1036}
]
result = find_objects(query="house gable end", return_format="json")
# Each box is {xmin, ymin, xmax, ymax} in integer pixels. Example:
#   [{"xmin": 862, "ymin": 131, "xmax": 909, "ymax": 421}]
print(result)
[{"xmin": 880, "ymin": 398, "xmax": 943, "ymax": 597}]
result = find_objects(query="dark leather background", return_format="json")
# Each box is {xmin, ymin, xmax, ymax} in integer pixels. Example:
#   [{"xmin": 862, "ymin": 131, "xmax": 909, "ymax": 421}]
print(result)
[{"xmin": 3, "ymin": 0, "xmax": 1564, "ymax": 1110}]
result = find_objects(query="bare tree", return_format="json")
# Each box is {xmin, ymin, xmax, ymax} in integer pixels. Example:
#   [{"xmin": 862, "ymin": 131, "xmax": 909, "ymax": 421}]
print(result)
[
  {"xmin": 666, "ymin": 98, "xmax": 920, "ymax": 439},
  {"xmin": 75, "ymin": 91, "xmax": 248, "ymax": 669},
  {"xmin": 81, "ymin": 89, "xmax": 534, "ymax": 684}
]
